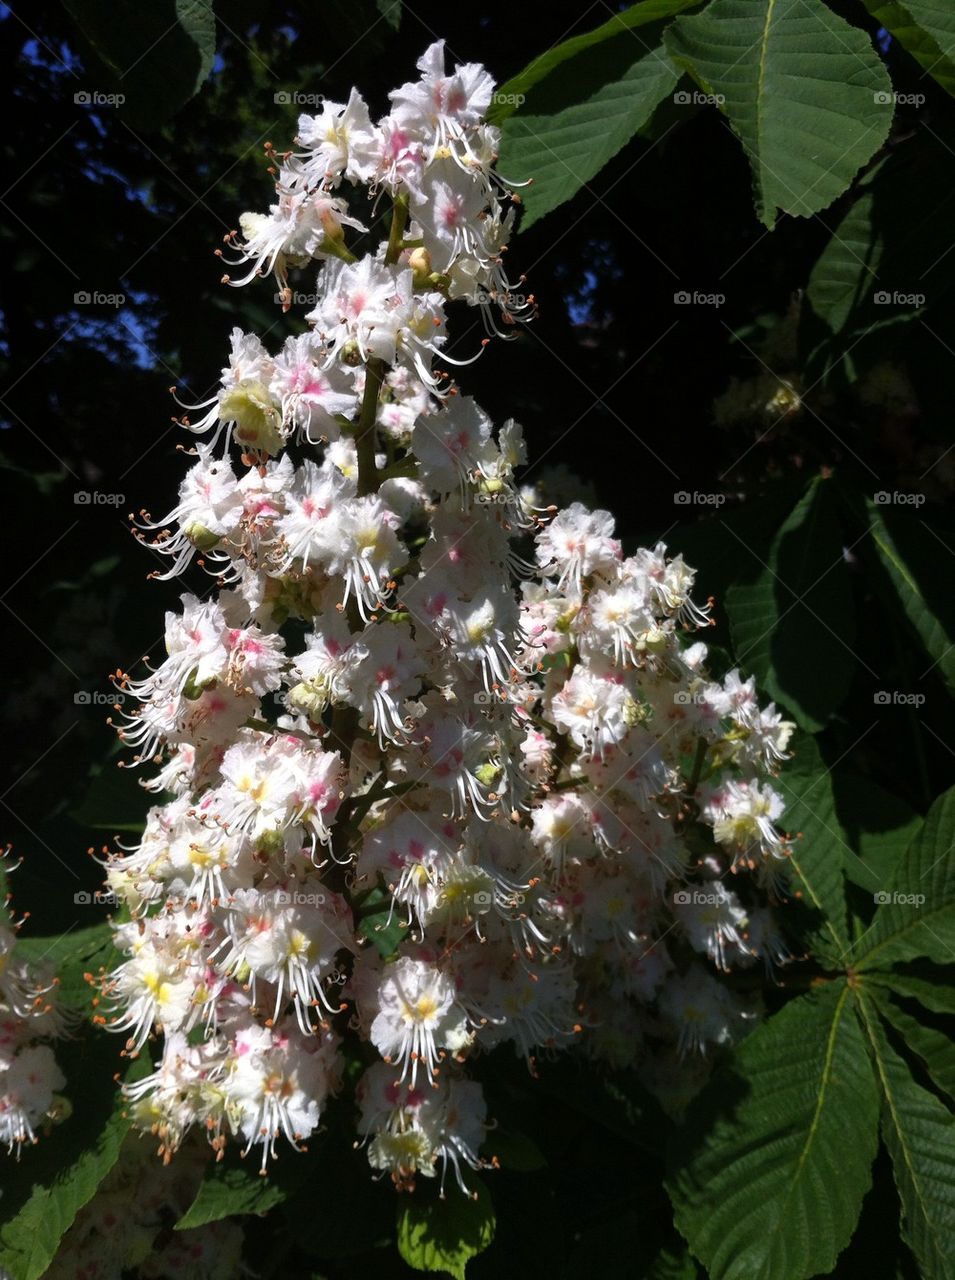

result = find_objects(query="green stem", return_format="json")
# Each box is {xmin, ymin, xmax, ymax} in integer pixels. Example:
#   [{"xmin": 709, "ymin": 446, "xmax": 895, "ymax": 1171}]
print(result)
[
  {"xmin": 385, "ymin": 191, "xmax": 409, "ymax": 266},
  {"xmin": 354, "ymin": 358, "xmax": 384, "ymax": 498}
]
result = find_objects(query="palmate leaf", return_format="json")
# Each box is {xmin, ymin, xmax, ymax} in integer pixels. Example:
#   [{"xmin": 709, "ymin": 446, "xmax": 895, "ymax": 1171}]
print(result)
[
  {"xmin": 668, "ymin": 981, "xmax": 879, "ymax": 1280},
  {"xmin": 855, "ymin": 990, "xmax": 955, "ymax": 1279},
  {"xmin": 496, "ymin": 26, "xmax": 681, "ymax": 230},
  {"xmin": 856, "ymin": 785, "xmax": 955, "ymax": 970},
  {"xmin": 724, "ymin": 476, "xmax": 858, "ymax": 732},
  {"xmin": 861, "ymin": 0, "xmax": 955, "ymax": 97},
  {"xmin": 664, "ymin": 0, "xmax": 893, "ymax": 228}
]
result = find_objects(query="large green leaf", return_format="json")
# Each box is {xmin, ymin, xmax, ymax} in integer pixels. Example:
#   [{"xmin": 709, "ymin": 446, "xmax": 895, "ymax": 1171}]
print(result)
[
  {"xmin": 0, "ymin": 1048, "xmax": 144, "ymax": 1280},
  {"xmin": 724, "ymin": 476, "xmax": 857, "ymax": 732},
  {"xmin": 396, "ymin": 1178, "xmax": 496, "ymax": 1279},
  {"xmin": 857, "ymin": 786, "xmax": 955, "ymax": 970},
  {"xmin": 861, "ymin": 0, "xmax": 955, "ymax": 97},
  {"xmin": 497, "ymin": 29, "xmax": 680, "ymax": 230},
  {"xmin": 664, "ymin": 0, "xmax": 893, "ymax": 228},
  {"xmin": 63, "ymin": 0, "xmax": 216, "ymax": 130},
  {"xmin": 856, "ymin": 990, "xmax": 955, "ymax": 1278},
  {"xmin": 668, "ymin": 981, "xmax": 879, "ymax": 1280},
  {"xmin": 866, "ymin": 499, "xmax": 955, "ymax": 691},
  {"xmin": 775, "ymin": 733, "xmax": 851, "ymax": 961},
  {"xmin": 489, "ymin": 0, "xmax": 702, "ymax": 124}
]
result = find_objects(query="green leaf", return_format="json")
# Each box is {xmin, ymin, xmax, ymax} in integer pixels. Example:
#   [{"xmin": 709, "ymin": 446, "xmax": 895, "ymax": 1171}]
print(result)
[
  {"xmin": 16, "ymin": 923, "xmax": 119, "ymax": 1007},
  {"xmin": 0, "ymin": 1050, "xmax": 144, "ymax": 1280},
  {"xmin": 866, "ymin": 499, "xmax": 955, "ymax": 690},
  {"xmin": 861, "ymin": 0, "xmax": 955, "ymax": 97},
  {"xmin": 356, "ymin": 885, "xmax": 410, "ymax": 958},
  {"xmin": 176, "ymin": 1154, "xmax": 298, "ymax": 1228},
  {"xmin": 873, "ymin": 987, "xmax": 955, "ymax": 1103},
  {"xmin": 63, "ymin": 0, "xmax": 216, "ymax": 129},
  {"xmin": 775, "ymin": 733, "xmax": 851, "ymax": 960},
  {"xmin": 855, "ymin": 990, "xmax": 955, "ymax": 1278},
  {"xmin": 646, "ymin": 1246, "xmax": 701, "ymax": 1280},
  {"xmin": 800, "ymin": 128, "xmax": 955, "ymax": 391},
  {"xmin": 497, "ymin": 30, "xmax": 680, "ymax": 230},
  {"xmin": 668, "ymin": 981, "xmax": 879, "ymax": 1280},
  {"xmin": 664, "ymin": 0, "xmax": 893, "ymax": 228},
  {"xmin": 488, "ymin": 0, "xmax": 702, "ymax": 124},
  {"xmin": 856, "ymin": 786, "xmax": 955, "ymax": 970},
  {"xmin": 725, "ymin": 477, "xmax": 858, "ymax": 732},
  {"xmin": 396, "ymin": 1178, "xmax": 495, "ymax": 1279}
]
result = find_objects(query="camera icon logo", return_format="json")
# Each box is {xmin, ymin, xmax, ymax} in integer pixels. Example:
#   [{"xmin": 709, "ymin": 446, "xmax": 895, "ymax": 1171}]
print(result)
[
  {"xmin": 74, "ymin": 91, "xmax": 91, "ymax": 105},
  {"xmin": 472, "ymin": 889, "xmax": 493, "ymax": 909},
  {"xmin": 873, "ymin": 891, "xmax": 890, "ymax": 904},
  {"xmin": 673, "ymin": 91, "xmax": 691, "ymax": 105},
  {"xmin": 674, "ymin": 491, "xmax": 691, "ymax": 504},
  {"xmin": 873, "ymin": 691, "xmax": 890, "ymax": 705},
  {"xmin": 73, "ymin": 890, "xmax": 91, "ymax": 904},
  {"xmin": 74, "ymin": 691, "xmax": 92, "ymax": 705},
  {"xmin": 673, "ymin": 291, "xmax": 691, "ymax": 305},
  {"xmin": 673, "ymin": 890, "xmax": 691, "ymax": 905}
]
